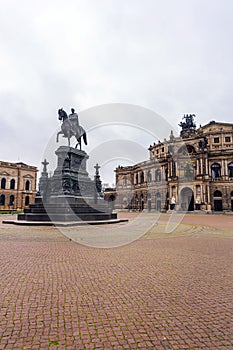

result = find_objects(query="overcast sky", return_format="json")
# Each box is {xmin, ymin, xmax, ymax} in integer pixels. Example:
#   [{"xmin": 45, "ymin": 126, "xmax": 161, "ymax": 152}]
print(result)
[{"xmin": 1, "ymin": 0, "xmax": 233, "ymax": 184}]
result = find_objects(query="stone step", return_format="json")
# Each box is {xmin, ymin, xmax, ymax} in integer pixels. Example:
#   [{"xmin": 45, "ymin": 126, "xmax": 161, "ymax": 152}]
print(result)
[{"xmin": 18, "ymin": 212, "xmax": 117, "ymax": 222}]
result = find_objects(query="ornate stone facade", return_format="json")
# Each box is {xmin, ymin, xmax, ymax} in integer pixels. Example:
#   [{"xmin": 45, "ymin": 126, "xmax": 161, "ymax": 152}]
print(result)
[
  {"xmin": 115, "ymin": 119, "xmax": 233, "ymax": 212},
  {"xmin": 0, "ymin": 161, "xmax": 37, "ymax": 210}
]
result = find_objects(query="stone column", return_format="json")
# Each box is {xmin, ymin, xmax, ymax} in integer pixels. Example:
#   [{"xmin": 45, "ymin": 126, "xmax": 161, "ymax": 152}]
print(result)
[
  {"xmin": 202, "ymin": 184, "xmax": 206, "ymax": 207},
  {"xmin": 205, "ymin": 157, "xmax": 209, "ymax": 176},
  {"xmin": 168, "ymin": 159, "xmax": 171, "ymax": 178},
  {"xmin": 209, "ymin": 162, "xmax": 212, "ymax": 178},
  {"xmin": 200, "ymin": 184, "xmax": 203, "ymax": 203},
  {"xmin": 207, "ymin": 185, "xmax": 211, "ymax": 211},
  {"xmin": 225, "ymin": 159, "xmax": 228, "ymax": 177},
  {"xmin": 176, "ymin": 186, "xmax": 179, "ymax": 206},
  {"xmin": 172, "ymin": 160, "xmax": 176, "ymax": 177},
  {"xmin": 161, "ymin": 166, "xmax": 164, "ymax": 181},
  {"xmin": 221, "ymin": 159, "xmax": 225, "ymax": 176},
  {"xmin": 200, "ymin": 157, "xmax": 203, "ymax": 175},
  {"xmin": 196, "ymin": 159, "xmax": 200, "ymax": 175},
  {"xmin": 224, "ymin": 187, "xmax": 229, "ymax": 210}
]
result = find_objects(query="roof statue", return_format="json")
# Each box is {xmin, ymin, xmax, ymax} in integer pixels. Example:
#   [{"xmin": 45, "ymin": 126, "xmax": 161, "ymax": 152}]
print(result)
[{"xmin": 179, "ymin": 114, "xmax": 196, "ymax": 130}]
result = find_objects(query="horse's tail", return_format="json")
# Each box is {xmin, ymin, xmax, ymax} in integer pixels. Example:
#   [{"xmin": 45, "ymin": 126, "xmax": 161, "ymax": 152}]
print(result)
[{"xmin": 83, "ymin": 132, "xmax": 88, "ymax": 145}]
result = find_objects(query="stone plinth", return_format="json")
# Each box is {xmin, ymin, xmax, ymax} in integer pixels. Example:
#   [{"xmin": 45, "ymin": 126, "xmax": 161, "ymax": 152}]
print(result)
[
  {"xmin": 50, "ymin": 146, "xmax": 94, "ymax": 198},
  {"xmin": 18, "ymin": 146, "xmax": 117, "ymax": 223}
]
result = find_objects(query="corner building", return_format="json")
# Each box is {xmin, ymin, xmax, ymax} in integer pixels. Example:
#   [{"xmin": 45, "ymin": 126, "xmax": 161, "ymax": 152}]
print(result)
[
  {"xmin": 0, "ymin": 161, "xmax": 37, "ymax": 210},
  {"xmin": 115, "ymin": 117, "xmax": 233, "ymax": 212}
]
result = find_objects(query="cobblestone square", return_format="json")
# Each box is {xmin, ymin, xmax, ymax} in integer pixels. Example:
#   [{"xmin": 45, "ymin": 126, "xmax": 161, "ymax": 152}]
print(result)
[{"xmin": 0, "ymin": 214, "xmax": 233, "ymax": 349}]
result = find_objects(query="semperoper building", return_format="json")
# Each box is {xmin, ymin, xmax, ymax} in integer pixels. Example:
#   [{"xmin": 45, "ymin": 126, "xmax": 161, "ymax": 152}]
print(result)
[{"xmin": 115, "ymin": 115, "xmax": 233, "ymax": 212}]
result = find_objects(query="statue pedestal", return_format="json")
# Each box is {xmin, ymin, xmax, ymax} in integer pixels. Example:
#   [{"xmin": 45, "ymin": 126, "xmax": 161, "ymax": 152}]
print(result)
[
  {"xmin": 18, "ymin": 146, "xmax": 117, "ymax": 223},
  {"xmin": 50, "ymin": 146, "xmax": 94, "ymax": 198}
]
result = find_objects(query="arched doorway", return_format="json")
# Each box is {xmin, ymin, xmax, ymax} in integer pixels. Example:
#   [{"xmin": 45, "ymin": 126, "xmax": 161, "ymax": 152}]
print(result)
[
  {"xmin": 108, "ymin": 194, "xmax": 115, "ymax": 210},
  {"xmin": 25, "ymin": 196, "xmax": 30, "ymax": 206},
  {"xmin": 122, "ymin": 197, "xmax": 128, "ymax": 210},
  {"xmin": 147, "ymin": 192, "xmax": 151, "ymax": 212},
  {"xmin": 9, "ymin": 195, "xmax": 14, "ymax": 206},
  {"xmin": 0, "ymin": 194, "xmax": 5, "ymax": 206},
  {"xmin": 156, "ymin": 192, "xmax": 161, "ymax": 212},
  {"xmin": 213, "ymin": 190, "xmax": 222, "ymax": 211},
  {"xmin": 140, "ymin": 193, "xmax": 144, "ymax": 211},
  {"xmin": 180, "ymin": 187, "xmax": 194, "ymax": 211}
]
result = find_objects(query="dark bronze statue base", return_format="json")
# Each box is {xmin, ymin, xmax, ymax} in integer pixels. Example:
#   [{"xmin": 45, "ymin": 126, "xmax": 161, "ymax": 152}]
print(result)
[{"xmin": 18, "ymin": 146, "xmax": 117, "ymax": 223}]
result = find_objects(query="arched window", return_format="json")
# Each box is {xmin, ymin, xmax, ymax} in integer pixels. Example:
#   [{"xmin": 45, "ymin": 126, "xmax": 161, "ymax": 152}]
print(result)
[
  {"xmin": 186, "ymin": 145, "xmax": 196, "ymax": 154},
  {"xmin": 0, "ymin": 194, "xmax": 5, "ymax": 205},
  {"xmin": 1, "ymin": 178, "xmax": 6, "ymax": 189},
  {"xmin": 147, "ymin": 170, "xmax": 152, "ymax": 182},
  {"xmin": 172, "ymin": 160, "xmax": 176, "ymax": 177},
  {"xmin": 211, "ymin": 163, "xmax": 221, "ymax": 178},
  {"xmin": 214, "ymin": 190, "xmax": 222, "ymax": 197},
  {"xmin": 165, "ymin": 168, "xmax": 168, "ymax": 181},
  {"xmin": 25, "ymin": 180, "xmax": 30, "ymax": 191},
  {"xmin": 228, "ymin": 162, "xmax": 233, "ymax": 177},
  {"xmin": 135, "ymin": 174, "xmax": 138, "ymax": 184},
  {"xmin": 25, "ymin": 196, "xmax": 30, "ymax": 206},
  {"xmin": 9, "ymin": 195, "xmax": 14, "ymax": 206},
  {"xmin": 140, "ymin": 172, "xmax": 144, "ymax": 183},
  {"xmin": 10, "ymin": 179, "xmax": 15, "ymax": 190},
  {"xmin": 108, "ymin": 194, "xmax": 115, "ymax": 202},
  {"xmin": 155, "ymin": 169, "xmax": 161, "ymax": 182}
]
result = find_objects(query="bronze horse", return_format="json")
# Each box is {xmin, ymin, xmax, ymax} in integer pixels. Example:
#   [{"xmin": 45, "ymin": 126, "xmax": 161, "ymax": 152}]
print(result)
[{"xmin": 56, "ymin": 108, "xmax": 87, "ymax": 149}]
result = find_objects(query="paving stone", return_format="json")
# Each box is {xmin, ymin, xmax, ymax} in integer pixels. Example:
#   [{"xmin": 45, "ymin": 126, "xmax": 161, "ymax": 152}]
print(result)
[{"xmin": 0, "ymin": 214, "xmax": 233, "ymax": 348}]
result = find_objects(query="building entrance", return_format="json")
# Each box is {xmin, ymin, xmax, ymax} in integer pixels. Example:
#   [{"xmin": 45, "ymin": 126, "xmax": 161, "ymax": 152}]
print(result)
[
  {"xmin": 156, "ymin": 200, "xmax": 161, "ymax": 212},
  {"xmin": 214, "ymin": 200, "xmax": 223, "ymax": 211},
  {"xmin": 213, "ymin": 190, "xmax": 223, "ymax": 212},
  {"xmin": 180, "ymin": 187, "xmax": 194, "ymax": 211}
]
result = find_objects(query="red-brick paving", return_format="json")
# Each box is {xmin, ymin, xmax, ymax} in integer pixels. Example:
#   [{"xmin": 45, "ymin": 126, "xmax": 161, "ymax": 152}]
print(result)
[{"xmin": 0, "ymin": 214, "xmax": 233, "ymax": 349}]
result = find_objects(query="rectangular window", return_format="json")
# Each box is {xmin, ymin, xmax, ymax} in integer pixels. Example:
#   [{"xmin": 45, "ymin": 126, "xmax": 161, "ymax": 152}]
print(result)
[
  {"xmin": 225, "ymin": 136, "xmax": 231, "ymax": 142},
  {"xmin": 214, "ymin": 137, "xmax": 219, "ymax": 143}
]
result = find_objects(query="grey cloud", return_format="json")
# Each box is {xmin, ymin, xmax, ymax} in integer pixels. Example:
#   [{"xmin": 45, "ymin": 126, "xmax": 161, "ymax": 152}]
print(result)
[{"xmin": 0, "ymin": 0, "xmax": 233, "ymax": 183}]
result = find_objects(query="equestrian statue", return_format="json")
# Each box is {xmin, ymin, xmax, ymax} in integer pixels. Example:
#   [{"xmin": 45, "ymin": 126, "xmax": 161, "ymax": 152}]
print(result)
[{"xmin": 56, "ymin": 108, "xmax": 87, "ymax": 149}]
